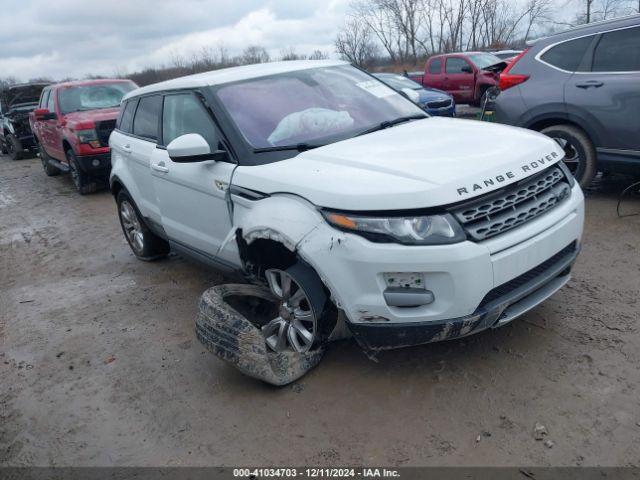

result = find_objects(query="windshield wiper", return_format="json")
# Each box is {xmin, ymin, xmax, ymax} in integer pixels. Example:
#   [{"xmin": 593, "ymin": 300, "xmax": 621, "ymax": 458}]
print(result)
[
  {"xmin": 254, "ymin": 143, "xmax": 323, "ymax": 153},
  {"xmin": 356, "ymin": 114, "xmax": 428, "ymax": 137}
]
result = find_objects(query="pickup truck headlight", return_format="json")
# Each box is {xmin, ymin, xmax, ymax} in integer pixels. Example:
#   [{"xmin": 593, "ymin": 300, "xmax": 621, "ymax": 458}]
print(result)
[
  {"xmin": 322, "ymin": 211, "xmax": 466, "ymax": 245},
  {"xmin": 77, "ymin": 129, "xmax": 101, "ymax": 148}
]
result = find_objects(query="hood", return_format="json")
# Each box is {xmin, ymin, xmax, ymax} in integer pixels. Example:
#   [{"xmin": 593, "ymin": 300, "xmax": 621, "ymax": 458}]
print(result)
[
  {"xmin": 234, "ymin": 117, "xmax": 565, "ymax": 211},
  {"xmin": 1, "ymin": 83, "xmax": 48, "ymax": 111},
  {"xmin": 482, "ymin": 61, "xmax": 508, "ymax": 73},
  {"xmin": 63, "ymin": 107, "xmax": 120, "ymax": 127}
]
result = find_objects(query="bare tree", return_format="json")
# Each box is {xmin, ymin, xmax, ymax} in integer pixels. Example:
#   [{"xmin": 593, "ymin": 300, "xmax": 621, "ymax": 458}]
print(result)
[
  {"xmin": 335, "ymin": 17, "xmax": 380, "ymax": 67},
  {"xmin": 241, "ymin": 46, "xmax": 270, "ymax": 64},
  {"xmin": 280, "ymin": 47, "xmax": 307, "ymax": 61},
  {"xmin": 308, "ymin": 50, "xmax": 330, "ymax": 60}
]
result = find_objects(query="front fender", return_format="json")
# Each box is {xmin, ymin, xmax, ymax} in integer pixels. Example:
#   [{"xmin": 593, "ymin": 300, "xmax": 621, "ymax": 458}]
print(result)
[{"xmin": 233, "ymin": 194, "xmax": 325, "ymax": 251}]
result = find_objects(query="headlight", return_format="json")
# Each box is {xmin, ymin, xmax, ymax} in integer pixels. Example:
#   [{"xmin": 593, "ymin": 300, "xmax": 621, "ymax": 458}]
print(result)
[
  {"xmin": 322, "ymin": 211, "xmax": 466, "ymax": 245},
  {"xmin": 77, "ymin": 129, "xmax": 101, "ymax": 148}
]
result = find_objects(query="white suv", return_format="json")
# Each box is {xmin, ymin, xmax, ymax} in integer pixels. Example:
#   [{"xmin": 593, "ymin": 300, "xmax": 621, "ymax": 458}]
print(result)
[{"xmin": 110, "ymin": 60, "xmax": 584, "ymax": 354}]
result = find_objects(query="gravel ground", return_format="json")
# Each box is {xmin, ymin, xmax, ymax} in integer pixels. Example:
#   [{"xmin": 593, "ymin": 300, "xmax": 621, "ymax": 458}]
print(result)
[{"xmin": 1, "ymin": 152, "xmax": 639, "ymax": 467}]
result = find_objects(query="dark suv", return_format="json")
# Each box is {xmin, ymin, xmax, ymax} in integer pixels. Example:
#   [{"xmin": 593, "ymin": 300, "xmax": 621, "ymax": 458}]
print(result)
[{"xmin": 495, "ymin": 14, "xmax": 640, "ymax": 187}]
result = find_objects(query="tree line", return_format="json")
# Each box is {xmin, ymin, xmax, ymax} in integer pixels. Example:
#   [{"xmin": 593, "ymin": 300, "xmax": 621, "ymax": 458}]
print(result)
[{"xmin": 335, "ymin": 0, "xmax": 639, "ymax": 68}]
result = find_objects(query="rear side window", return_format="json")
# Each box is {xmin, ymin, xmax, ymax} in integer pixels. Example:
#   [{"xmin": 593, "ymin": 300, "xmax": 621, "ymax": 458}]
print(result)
[
  {"xmin": 133, "ymin": 95, "xmax": 162, "ymax": 141},
  {"xmin": 541, "ymin": 35, "xmax": 592, "ymax": 72},
  {"xmin": 118, "ymin": 99, "xmax": 137, "ymax": 134},
  {"xmin": 446, "ymin": 58, "xmax": 471, "ymax": 74},
  {"xmin": 162, "ymin": 93, "xmax": 219, "ymax": 148},
  {"xmin": 592, "ymin": 27, "xmax": 640, "ymax": 72},
  {"xmin": 429, "ymin": 58, "xmax": 441, "ymax": 74}
]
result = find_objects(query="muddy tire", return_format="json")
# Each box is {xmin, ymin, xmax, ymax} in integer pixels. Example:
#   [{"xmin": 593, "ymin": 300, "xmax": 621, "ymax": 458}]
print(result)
[
  {"xmin": 0, "ymin": 138, "xmax": 7, "ymax": 154},
  {"xmin": 541, "ymin": 124, "xmax": 597, "ymax": 188},
  {"xmin": 196, "ymin": 284, "xmax": 325, "ymax": 386},
  {"xmin": 39, "ymin": 143, "xmax": 60, "ymax": 176},
  {"xmin": 116, "ymin": 190, "xmax": 170, "ymax": 261},
  {"xmin": 67, "ymin": 149, "xmax": 97, "ymax": 194},
  {"xmin": 7, "ymin": 134, "xmax": 24, "ymax": 161}
]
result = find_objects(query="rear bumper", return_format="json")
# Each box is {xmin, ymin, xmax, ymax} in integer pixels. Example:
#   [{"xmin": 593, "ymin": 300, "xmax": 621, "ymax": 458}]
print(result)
[
  {"xmin": 76, "ymin": 153, "xmax": 112, "ymax": 175},
  {"xmin": 348, "ymin": 242, "xmax": 579, "ymax": 350}
]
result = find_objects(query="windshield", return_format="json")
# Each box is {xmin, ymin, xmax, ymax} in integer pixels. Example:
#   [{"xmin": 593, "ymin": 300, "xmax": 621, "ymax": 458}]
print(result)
[
  {"xmin": 59, "ymin": 82, "xmax": 136, "ymax": 114},
  {"xmin": 214, "ymin": 65, "xmax": 425, "ymax": 149},
  {"xmin": 376, "ymin": 74, "xmax": 422, "ymax": 91},
  {"xmin": 467, "ymin": 53, "xmax": 503, "ymax": 68}
]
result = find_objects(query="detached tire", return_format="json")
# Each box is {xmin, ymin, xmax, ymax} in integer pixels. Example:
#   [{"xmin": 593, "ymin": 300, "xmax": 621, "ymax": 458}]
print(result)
[
  {"xmin": 196, "ymin": 284, "xmax": 325, "ymax": 386},
  {"xmin": 541, "ymin": 124, "xmax": 597, "ymax": 188},
  {"xmin": 116, "ymin": 190, "xmax": 169, "ymax": 261},
  {"xmin": 7, "ymin": 134, "xmax": 23, "ymax": 161}
]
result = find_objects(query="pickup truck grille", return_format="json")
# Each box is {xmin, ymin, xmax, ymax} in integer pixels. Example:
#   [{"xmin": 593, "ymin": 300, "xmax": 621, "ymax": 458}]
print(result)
[
  {"xmin": 96, "ymin": 120, "xmax": 117, "ymax": 147},
  {"xmin": 450, "ymin": 166, "xmax": 571, "ymax": 242},
  {"xmin": 426, "ymin": 99, "xmax": 452, "ymax": 109}
]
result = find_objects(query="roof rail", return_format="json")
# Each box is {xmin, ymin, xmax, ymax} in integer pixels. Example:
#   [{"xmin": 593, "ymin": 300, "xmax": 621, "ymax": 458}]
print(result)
[{"xmin": 527, "ymin": 13, "xmax": 640, "ymax": 46}]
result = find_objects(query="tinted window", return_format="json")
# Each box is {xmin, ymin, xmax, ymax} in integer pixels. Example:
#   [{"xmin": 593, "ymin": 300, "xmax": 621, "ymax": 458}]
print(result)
[
  {"xmin": 119, "ymin": 99, "xmax": 137, "ymax": 134},
  {"xmin": 446, "ymin": 58, "xmax": 471, "ymax": 74},
  {"xmin": 429, "ymin": 58, "xmax": 441, "ymax": 74},
  {"xmin": 133, "ymin": 95, "xmax": 162, "ymax": 141},
  {"xmin": 47, "ymin": 90, "xmax": 55, "ymax": 112},
  {"xmin": 162, "ymin": 93, "xmax": 218, "ymax": 148},
  {"xmin": 541, "ymin": 36, "xmax": 593, "ymax": 72},
  {"xmin": 592, "ymin": 27, "xmax": 640, "ymax": 72}
]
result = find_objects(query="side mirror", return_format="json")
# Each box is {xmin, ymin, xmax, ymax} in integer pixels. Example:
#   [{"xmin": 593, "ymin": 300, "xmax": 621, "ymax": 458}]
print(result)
[
  {"xmin": 461, "ymin": 65, "xmax": 473, "ymax": 74},
  {"xmin": 34, "ymin": 108, "xmax": 56, "ymax": 121},
  {"xmin": 166, "ymin": 133, "xmax": 227, "ymax": 163}
]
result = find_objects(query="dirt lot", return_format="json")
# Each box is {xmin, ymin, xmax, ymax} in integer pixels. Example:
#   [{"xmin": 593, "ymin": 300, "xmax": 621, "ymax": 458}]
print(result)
[{"xmin": 1, "ymin": 152, "xmax": 639, "ymax": 467}]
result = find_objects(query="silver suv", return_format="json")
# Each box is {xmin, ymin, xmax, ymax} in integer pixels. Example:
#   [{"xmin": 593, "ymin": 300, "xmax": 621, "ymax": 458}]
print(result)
[{"xmin": 495, "ymin": 15, "xmax": 640, "ymax": 187}]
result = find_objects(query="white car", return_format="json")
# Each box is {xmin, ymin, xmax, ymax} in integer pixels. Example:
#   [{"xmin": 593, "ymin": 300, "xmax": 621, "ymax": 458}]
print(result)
[{"xmin": 109, "ymin": 60, "xmax": 584, "ymax": 355}]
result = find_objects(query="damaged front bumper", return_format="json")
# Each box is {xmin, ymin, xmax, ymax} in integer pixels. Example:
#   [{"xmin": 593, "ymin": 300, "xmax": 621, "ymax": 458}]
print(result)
[
  {"xmin": 296, "ymin": 183, "xmax": 584, "ymax": 350},
  {"xmin": 348, "ymin": 243, "xmax": 578, "ymax": 350}
]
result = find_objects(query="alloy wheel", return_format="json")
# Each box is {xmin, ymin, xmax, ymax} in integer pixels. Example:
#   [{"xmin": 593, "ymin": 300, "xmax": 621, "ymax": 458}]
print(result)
[
  {"xmin": 552, "ymin": 137, "xmax": 580, "ymax": 175},
  {"xmin": 262, "ymin": 269, "xmax": 318, "ymax": 353},
  {"xmin": 120, "ymin": 200, "xmax": 145, "ymax": 254}
]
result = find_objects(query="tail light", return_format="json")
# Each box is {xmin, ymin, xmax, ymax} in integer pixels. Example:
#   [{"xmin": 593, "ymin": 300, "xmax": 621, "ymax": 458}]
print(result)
[{"xmin": 499, "ymin": 49, "xmax": 530, "ymax": 91}]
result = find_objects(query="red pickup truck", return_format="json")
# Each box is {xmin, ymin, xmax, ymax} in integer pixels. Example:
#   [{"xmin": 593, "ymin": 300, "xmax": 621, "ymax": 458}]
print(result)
[
  {"xmin": 409, "ymin": 52, "xmax": 506, "ymax": 106},
  {"xmin": 30, "ymin": 79, "xmax": 137, "ymax": 194}
]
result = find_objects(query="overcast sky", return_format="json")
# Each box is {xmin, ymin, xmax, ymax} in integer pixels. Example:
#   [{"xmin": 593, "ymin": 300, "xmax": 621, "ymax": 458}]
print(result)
[{"xmin": 0, "ymin": 0, "xmax": 350, "ymax": 82}]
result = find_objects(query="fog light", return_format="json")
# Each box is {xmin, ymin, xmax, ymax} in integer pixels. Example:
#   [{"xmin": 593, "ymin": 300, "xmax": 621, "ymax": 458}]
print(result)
[{"xmin": 92, "ymin": 159, "xmax": 100, "ymax": 167}]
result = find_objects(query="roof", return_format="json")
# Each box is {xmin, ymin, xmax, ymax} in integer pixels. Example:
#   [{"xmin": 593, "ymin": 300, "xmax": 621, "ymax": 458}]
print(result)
[
  {"xmin": 527, "ymin": 13, "xmax": 640, "ymax": 46},
  {"xmin": 124, "ymin": 60, "xmax": 349, "ymax": 100},
  {"xmin": 6, "ymin": 81, "xmax": 50, "ymax": 90},
  {"xmin": 49, "ymin": 78, "xmax": 134, "ymax": 89}
]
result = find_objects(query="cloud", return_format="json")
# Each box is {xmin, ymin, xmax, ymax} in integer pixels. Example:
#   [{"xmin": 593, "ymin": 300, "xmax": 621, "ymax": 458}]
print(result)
[{"xmin": 0, "ymin": 0, "xmax": 349, "ymax": 82}]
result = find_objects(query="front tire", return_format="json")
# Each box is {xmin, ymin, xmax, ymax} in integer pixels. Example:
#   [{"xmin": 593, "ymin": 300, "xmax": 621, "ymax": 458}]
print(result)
[
  {"xmin": 67, "ymin": 149, "xmax": 97, "ymax": 195},
  {"xmin": 7, "ymin": 134, "xmax": 23, "ymax": 161},
  {"xmin": 116, "ymin": 190, "xmax": 169, "ymax": 261},
  {"xmin": 541, "ymin": 124, "xmax": 597, "ymax": 188}
]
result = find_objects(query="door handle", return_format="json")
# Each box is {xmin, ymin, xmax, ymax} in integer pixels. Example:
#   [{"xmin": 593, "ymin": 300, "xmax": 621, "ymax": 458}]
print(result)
[
  {"xmin": 151, "ymin": 161, "xmax": 169, "ymax": 173},
  {"xmin": 576, "ymin": 80, "xmax": 604, "ymax": 89},
  {"xmin": 122, "ymin": 144, "xmax": 132, "ymax": 154}
]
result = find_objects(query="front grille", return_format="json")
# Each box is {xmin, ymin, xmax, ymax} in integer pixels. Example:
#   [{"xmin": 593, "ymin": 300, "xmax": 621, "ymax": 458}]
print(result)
[
  {"xmin": 96, "ymin": 119, "xmax": 116, "ymax": 147},
  {"xmin": 426, "ymin": 99, "xmax": 452, "ymax": 109},
  {"xmin": 450, "ymin": 166, "xmax": 570, "ymax": 241},
  {"xmin": 477, "ymin": 241, "xmax": 577, "ymax": 309}
]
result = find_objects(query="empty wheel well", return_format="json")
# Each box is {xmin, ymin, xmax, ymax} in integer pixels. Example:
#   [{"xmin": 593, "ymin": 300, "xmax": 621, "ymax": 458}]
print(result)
[
  {"xmin": 111, "ymin": 179, "xmax": 124, "ymax": 198},
  {"xmin": 237, "ymin": 235, "xmax": 297, "ymax": 280}
]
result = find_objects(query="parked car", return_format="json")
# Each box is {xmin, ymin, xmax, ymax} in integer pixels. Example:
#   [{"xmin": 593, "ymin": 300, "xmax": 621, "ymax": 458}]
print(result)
[
  {"xmin": 110, "ymin": 60, "xmax": 583, "ymax": 378},
  {"xmin": 30, "ymin": 79, "xmax": 137, "ymax": 194},
  {"xmin": 418, "ymin": 52, "xmax": 506, "ymax": 105},
  {"xmin": 495, "ymin": 14, "xmax": 640, "ymax": 187},
  {"xmin": 0, "ymin": 82, "xmax": 49, "ymax": 160},
  {"xmin": 373, "ymin": 73, "xmax": 456, "ymax": 117}
]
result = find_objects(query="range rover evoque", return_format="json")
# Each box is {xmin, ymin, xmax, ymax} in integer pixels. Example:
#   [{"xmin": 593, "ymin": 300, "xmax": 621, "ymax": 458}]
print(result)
[{"xmin": 110, "ymin": 60, "xmax": 584, "ymax": 358}]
